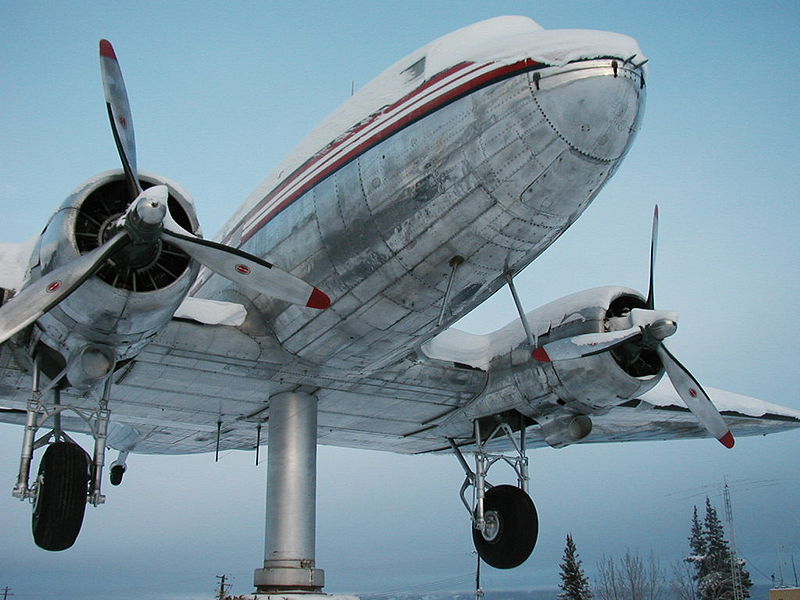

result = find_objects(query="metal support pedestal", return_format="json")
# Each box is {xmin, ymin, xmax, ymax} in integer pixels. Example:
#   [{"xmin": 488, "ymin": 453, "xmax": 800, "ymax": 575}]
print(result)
[{"xmin": 254, "ymin": 392, "xmax": 324, "ymax": 594}]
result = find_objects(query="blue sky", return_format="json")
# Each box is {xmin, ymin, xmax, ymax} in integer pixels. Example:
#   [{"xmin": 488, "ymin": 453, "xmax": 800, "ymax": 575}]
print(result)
[{"xmin": 1, "ymin": 1, "xmax": 798, "ymax": 598}]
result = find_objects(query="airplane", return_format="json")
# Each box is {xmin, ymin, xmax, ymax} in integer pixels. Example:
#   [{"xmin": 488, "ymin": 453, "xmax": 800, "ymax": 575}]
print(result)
[{"xmin": 0, "ymin": 14, "xmax": 798, "ymax": 595}]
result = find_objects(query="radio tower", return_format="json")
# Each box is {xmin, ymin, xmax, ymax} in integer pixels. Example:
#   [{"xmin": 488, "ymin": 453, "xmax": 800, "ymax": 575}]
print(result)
[{"xmin": 723, "ymin": 479, "xmax": 744, "ymax": 600}]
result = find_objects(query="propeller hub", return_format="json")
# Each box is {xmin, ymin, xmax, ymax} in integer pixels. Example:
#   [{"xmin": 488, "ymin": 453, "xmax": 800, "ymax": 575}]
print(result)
[
  {"xmin": 647, "ymin": 318, "xmax": 677, "ymax": 341},
  {"xmin": 123, "ymin": 186, "xmax": 168, "ymax": 245},
  {"xmin": 136, "ymin": 196, "xmax": 166, "ymax": 225}
]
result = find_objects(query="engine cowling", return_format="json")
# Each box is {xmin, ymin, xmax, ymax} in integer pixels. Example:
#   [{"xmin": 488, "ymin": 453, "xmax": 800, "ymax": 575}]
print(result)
[
  {"xmin": 430, "ymin": 287, "xmax": 667, "ymax": 447},
  {"xmin": 491, "ymin": 287, "xmax": 665, "ymax": 447},
  {"xmin": 524, "ymin": 287, "xmax": 663, "ymax": 408},
  {"xmin": 29, "ymin": 170, "xmax": 200, "ymax": 388}
]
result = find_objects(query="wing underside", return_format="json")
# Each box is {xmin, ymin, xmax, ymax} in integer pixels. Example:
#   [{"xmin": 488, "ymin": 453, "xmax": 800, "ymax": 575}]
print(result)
[{"xmin": 1, "ymin": 321, "xmax": 797, "ymax": 455}]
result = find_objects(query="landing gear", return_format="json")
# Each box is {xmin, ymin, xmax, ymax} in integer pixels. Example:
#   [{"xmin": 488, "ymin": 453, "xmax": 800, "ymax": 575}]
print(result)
[
  {"xmin": 12, "ymin": 362, "xmax": 113, "ymax": 550},
  {"xmin": 451, "ymin": 417, "xmax": 538, "ymax": 569},
  {"xmin": 32, "ymin": 441, "xmax": 91, "ymax": 551}
]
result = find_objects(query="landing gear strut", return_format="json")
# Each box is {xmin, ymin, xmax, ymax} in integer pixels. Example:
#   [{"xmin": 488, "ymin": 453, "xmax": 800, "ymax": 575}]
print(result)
[
  {"xmin": 451, "ymin": 418, "xmax": 538, "ymax": 569},
  {"xmin": 12, "ymin": 362, "xmax": 113, "ymax": 550}
]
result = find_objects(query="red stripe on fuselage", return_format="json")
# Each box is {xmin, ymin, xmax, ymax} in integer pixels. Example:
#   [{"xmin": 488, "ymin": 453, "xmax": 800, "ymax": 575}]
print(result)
[
  {"xmin": 232, "ymin": 62, "xmax": 476, "ymax": 243},
  {"xmin": 230, "ymin": 58, "xmax": 543, "ymax": 246},
  {"xmin": 190, "ymin": 60, "xmax": 545, "ymax": 294}
]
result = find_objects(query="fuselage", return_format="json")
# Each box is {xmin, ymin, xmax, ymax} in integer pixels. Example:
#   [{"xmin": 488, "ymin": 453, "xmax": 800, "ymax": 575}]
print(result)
[{"xmin": 197, "ymin": 16, "xmax": 647, "ymax": 372}]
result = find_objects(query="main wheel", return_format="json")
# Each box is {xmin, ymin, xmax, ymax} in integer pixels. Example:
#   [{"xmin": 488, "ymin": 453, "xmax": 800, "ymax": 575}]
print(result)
[
  {"xmin": 472, "ymin": 484, "xmax": 538, "ymax": 569},
  {"xmin": 32, "ymin": 441, "xmax": 90, "ymax": 551}
]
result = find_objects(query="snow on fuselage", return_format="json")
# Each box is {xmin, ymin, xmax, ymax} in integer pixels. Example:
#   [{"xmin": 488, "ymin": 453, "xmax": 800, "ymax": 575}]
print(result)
[{"xmin": 196, "ymin": 16, "xmax": 647, "ymax": 372}]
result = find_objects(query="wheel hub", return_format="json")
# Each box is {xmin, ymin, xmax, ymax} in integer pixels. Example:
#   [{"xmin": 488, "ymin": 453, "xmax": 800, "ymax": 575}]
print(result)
[{"xmin": 481, "ymin": 510, "xmax": 501, "ymax": 542}]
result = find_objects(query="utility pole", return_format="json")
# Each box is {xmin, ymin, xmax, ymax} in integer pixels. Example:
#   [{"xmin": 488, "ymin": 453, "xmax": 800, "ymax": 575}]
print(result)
[
  {"xmin": 722, "ymin": 479, "xmax": 744, "ymax": 600},
  {"xmin": 2, "ymin": 586, "xmax": 13, "ymax": 600},
  {"xmin": 215, "ymin": 574, "xmax": 231, "ymax": 600}
]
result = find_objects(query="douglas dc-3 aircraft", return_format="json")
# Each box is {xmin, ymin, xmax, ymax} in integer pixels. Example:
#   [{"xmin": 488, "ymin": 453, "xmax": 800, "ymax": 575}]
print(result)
[{"xmin": 1, "ymin": 16, "xmax": 798, "ymax": 594}]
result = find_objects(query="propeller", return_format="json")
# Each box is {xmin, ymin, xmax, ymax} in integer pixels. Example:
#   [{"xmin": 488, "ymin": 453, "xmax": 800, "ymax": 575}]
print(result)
[
  {"xmin": 0, "ymin": 232, "xmax": 129, "ymax": 345},
  {"xmin": 532, "ymin": 206, "xmax": 735, "ymax": 448},
  {"xmin": 0, "ymin": 40, "xmax": 330, "ymax": 346},
  {"xmin": 158, "ymin": 195, "xmax": 330, "ymax": 308},
  {"xmin": 100, "ymin": 39, "xmax": 141, "ymax": 199}
]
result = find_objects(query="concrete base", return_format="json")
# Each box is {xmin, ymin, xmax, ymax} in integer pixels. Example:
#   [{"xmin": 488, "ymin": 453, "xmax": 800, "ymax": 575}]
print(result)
[
  {"xmin": 254, "ymin": 563, "xmax": 325, "ymax": 593},
  {"xmin": 240, "ymin": 595, "xmax": 360, "ymax": 600}
]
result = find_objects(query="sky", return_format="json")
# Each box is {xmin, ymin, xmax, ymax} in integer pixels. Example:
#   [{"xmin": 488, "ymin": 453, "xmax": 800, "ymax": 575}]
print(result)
[{"xmin": 0, "ymin": 1, "xmax": 798, "ymax": 598}]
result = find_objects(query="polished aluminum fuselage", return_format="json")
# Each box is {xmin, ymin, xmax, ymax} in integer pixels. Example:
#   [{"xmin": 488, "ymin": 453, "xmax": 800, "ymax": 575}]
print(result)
[
  {"xmin": 0, "ymin": 20, "xmax": 671, "ymax": 457},
  {"xmin": 198, "ymin": 57, "xmax": 646, "ymax": 375}
]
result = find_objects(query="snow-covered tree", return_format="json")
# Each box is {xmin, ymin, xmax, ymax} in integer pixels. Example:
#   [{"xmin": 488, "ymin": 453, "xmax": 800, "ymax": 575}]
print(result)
[
  {"xmin": 684, "ymin": 505, "xmax": 706, "ymax": 597},
  {"xmin": 683, "ymin": 498, "xmax": 752, "ymax": 600},
  {"xmin": 559, "ymin": 533, "xmax": 593, "ymax": 600}
]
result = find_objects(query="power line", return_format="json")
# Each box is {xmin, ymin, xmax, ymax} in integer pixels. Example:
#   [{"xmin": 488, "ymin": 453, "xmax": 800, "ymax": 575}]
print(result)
[{"xmin": 215, "ymin": 574, "xmax": 231, "ymax": 600}]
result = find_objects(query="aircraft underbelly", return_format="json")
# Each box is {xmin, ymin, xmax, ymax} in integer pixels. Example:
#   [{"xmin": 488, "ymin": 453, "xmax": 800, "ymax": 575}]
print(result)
[{"xmin": 208, "ymin": 61, "xmax": 644, "ymax": 372}]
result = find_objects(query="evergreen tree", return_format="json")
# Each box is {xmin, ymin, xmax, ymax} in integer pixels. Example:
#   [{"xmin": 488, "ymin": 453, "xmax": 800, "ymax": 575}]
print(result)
[
  {"xmin": 684, "ymin": 497, "xmax": 753, "ymax": 600},
  {"xmin": 700, "ymin": 497, "xmax": 731, "ymax": 600},
  {"xmin": 559, "ymin": 533, "xmax": 593, "ymax": 600},
  {"xmin": 684, "ymin": 506, "xmax": 705, "ymax": 598}
]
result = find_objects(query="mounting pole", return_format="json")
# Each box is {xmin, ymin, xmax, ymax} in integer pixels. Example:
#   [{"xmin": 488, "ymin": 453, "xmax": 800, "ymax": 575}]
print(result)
[{"xmin": 254, "ymin": 391, "xmax": 324, "ymax": 593}]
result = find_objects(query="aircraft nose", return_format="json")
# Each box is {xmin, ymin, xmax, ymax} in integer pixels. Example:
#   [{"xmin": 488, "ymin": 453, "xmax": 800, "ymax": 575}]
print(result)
[{"xmin": 531, "ymin": 59, "xmax": 646, "ymax": 162}]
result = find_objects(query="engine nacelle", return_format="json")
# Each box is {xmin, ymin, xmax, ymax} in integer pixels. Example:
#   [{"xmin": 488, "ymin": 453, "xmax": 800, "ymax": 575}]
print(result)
[
  {"xmin": 524, "ymin": 287, "xmax": 662, "ymax": 398},
  {"xmin": 503, "ymin": 287, "xmax": 665, "ymax": 447},
  {"xmin": 429, "ymin": 286, "xmax": 667, "ymax": 446},
  {"xmin": 29, "ymin": 170, "xmax": 201, "ymax": 387}
]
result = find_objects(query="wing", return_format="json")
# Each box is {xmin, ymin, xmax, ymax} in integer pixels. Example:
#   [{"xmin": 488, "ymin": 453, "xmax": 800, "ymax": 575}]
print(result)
[
  {"xmin": 3, "ymin": 317, "xmax": 797, "ymax": 456},
  {"xmin": 585, "ymin": 382, "xmax": 800, "ymax": 442},
  {"xmin": 549, "ymin": 384, "xmax": 800, "ymax": 447},
  {"xmin": 0, "ymin": 319, "xmax": 486, "ymax": 455},
  {"xmin": 0, "ymin": 237, "xmax": 37, "ymax": 292}
]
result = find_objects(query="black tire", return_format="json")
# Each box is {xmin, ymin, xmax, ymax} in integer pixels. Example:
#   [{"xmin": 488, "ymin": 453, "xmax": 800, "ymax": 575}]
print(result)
[
  {"xmin": 472, "ymin": 484, "xmax": 538, "ymax": 569},
  {"xmin": 32, "ymin": 442, "xmax": 90, "ymax": 551}
]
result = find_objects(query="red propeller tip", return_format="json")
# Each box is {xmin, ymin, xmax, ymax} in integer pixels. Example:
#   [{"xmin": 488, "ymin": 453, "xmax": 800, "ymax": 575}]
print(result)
[
  {"xmin": 306, "ymin": 287, "xmax": 331, "ymax": 310},
  {"xmin": 718, "ymin": 431, "xmax": 735, "ymax": 449},
  {"xmin": 99, "ymin": 39, "xmax": 117, "ymax": 60},
  {"xmin": 532, "ymin": 347, "xmax": 551, "ymax": 363}
]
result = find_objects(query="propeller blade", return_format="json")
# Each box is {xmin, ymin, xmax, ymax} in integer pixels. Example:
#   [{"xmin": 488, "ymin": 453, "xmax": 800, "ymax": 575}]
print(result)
[
  {"xmin": 645, "ymin": 204, "xmax": 658, "ymax": 310},
  {"xmin": 99, "ymin": 39, "xmax": 142, "ymax": 199},
  {"xmin": 533, "ymin": 308, "xmax": 679, "ymax": 363},
  {"xmin": 656, "ymin": 344, "xmax": 735, "ymax": 448},
  {"xmin": 160, "ymin": 215, "xmax": 329, "ymax": 309},
  {"xmin": 532, "ymin": 326, "xmax": 641, "ymax": 362},
  {"xmin": 0, "ymin": 231, "xmax": 129, "ymax": 345}
]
